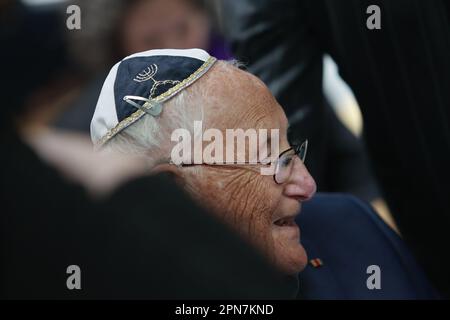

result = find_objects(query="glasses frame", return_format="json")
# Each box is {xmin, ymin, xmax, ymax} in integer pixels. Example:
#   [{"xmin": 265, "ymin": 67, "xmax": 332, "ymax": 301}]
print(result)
[
  {"xmin": 175, "ymin": 139, "xmax": 308, "ymax": 185},
  {"xmin": 273, "ymin": 139, "xmax": 308, "ymax": 184}
]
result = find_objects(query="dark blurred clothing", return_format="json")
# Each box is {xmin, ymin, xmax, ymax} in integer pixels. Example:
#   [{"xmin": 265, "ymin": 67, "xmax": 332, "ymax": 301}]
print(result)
[
  {"xmin": 1, "ymin": 131, "xmax": 294, "ymax": 299},
  {"xmin": 221, "ymin": 0, "xmax": 450, "ymax": 296},
  {"xmin": 52, "ymin": 72, "xmax": 107, "ymax": 133},
  {"xmin": 299, "ymin": 194, "xmax": 438, "ymax": 299},
  {"xmin": 0, "ymin": 2, "xmax": 68, "ymax": 125}
]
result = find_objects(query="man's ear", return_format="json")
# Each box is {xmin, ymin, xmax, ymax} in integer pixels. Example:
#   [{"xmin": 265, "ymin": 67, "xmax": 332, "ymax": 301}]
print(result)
[{"xmin": 151, "ymin": 163, "xmax": 186, "ymax": 187}]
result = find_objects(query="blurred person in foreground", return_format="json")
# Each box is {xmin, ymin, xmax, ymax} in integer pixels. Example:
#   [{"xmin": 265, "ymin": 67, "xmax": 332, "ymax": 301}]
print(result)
[{"xmin": 0, "ymin": 2, "xmax": 292, "ymax": 299}]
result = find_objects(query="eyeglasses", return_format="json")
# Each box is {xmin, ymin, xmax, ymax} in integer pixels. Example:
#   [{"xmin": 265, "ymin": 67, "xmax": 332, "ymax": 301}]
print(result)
[
  {"xmin": 176, "ymin": 139, "xmax": 308, "ymax": 185},
  {"xmin": 273, "ymin": 139, "xmax": 308, "ymax": 184}
]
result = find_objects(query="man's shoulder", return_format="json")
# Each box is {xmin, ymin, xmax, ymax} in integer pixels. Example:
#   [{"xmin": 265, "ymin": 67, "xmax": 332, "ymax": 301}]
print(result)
[{"xmin": 297, "ymin": 193, "xmax": 438, "ymax": 299}]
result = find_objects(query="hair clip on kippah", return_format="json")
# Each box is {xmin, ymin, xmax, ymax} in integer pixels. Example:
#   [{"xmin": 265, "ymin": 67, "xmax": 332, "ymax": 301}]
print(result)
[
  {"xmin": 91, "ymin": 49, "xmax": 217, "ymax": 147},
  {"xmin": 123, "ymin": 95, "xmax": 163, "ymax": 116}
]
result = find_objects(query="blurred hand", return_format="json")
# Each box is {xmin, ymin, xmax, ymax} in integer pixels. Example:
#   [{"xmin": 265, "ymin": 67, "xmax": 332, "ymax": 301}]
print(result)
[{"xmin": 23, "ymin": 126, "xmax": 151, "ymax": 197}]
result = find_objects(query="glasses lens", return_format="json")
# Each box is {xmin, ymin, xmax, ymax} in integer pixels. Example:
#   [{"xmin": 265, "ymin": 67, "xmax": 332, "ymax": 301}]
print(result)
[
  {"xmin": 274, "ymin": 149, "xmax": 295, "ymax": 184},
  {"xmin": 274, "ymin": 140, "xmax": 308, "ymax": 184}
]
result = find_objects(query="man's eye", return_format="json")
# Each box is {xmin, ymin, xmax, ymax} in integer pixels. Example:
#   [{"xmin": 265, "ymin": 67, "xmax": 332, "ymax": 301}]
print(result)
[{"xmin": 280, "ymin": 156, "xmax": 293, "ymax": 167}]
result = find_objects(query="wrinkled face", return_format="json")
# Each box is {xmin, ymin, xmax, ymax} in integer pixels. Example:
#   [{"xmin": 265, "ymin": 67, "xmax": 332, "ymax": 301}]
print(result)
[{"xmin": 179, "ymin": 63, "xmax": 317, "ymax": 274}]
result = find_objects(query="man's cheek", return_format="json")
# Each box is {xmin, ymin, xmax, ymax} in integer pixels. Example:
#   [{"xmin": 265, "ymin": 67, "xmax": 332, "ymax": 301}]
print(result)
[{"xmin": 278, "ymin": 198, "xmax": 301, "ymax": 217}]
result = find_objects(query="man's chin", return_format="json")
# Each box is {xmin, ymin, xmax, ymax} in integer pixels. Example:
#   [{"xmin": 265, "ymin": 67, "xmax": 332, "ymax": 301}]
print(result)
[
  {"xmin": 296, "ymin": 244, "xmax": 308, "ymax": 272},
  {"xmin": 275, "ymin": 242, "xmax": 308, "ymax": 275}
]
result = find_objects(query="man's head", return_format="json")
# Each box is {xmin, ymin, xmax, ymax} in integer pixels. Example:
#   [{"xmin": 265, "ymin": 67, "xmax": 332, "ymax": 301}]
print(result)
[{"xmin": 95, "ymin": 52, "xmax": 316, "ymax": 274}]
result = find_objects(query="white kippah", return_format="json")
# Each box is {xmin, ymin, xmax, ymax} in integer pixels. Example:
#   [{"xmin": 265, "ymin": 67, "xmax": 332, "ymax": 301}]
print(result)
[{"xmin": 90, "ymin": 48, "xmax": 217, "ymax": 148}]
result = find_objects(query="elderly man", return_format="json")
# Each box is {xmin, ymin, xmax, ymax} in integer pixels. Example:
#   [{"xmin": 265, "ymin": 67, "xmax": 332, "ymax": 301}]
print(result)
[
  {"xmin": 91, "ymin": 49, "xmax": 438, "ymax": 299},
  {"xmin": 91, "ymin": 49, "xmax": 317, "ymax": 275}
]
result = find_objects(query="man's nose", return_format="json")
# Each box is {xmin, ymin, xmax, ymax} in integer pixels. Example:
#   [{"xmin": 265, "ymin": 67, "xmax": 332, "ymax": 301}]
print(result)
[{"xmin": 283, "ymin": 157, "xmax": 317, "ymax": 201}]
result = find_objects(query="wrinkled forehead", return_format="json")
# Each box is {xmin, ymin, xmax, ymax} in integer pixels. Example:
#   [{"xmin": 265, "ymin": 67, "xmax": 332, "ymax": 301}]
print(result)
[{"xmin": 202, "ymin": 64, "xmax": 288, "ymax": 132}]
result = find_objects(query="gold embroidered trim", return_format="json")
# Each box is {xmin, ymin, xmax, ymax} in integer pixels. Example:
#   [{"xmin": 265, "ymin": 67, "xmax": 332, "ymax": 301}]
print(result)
[{"xmin": 95, "ymin": 56, "xmax": 217, "ymax": 149}]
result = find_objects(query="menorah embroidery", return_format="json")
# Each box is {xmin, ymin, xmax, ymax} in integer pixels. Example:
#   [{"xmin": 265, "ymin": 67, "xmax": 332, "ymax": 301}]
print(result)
[{"xmin": 133, "ymin": 64, "xmax": 180, "ymax": 98}]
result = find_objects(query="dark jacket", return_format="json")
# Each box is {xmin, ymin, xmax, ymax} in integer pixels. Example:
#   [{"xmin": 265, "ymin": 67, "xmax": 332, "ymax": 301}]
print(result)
[{"xmin": 299, "ymin": 194, "xmax": 438, "ymax": 299}]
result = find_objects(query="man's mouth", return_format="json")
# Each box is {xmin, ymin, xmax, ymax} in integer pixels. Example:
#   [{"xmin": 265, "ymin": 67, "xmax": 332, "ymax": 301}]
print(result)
[
  {"xmin": 273, "ymin": 216, "xmax": 297, "ymax": 227},
  {"xmin": 272, "ymin": 215, "xmax": 300, "ymax": 241},
  {"xmin": 272, "ymin": 207, "xmax": 301, "ymax": 241}
]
